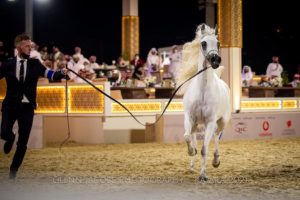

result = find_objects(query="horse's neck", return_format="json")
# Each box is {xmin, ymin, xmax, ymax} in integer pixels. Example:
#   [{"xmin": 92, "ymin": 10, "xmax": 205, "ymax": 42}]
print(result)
[{"xmin": 196, "ymin": 57, "xmax": 215, "ymax": 88}]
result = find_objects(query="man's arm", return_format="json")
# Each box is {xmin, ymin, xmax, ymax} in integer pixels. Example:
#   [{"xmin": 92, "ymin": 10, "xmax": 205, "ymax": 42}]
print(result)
[
  {"xmin": 36, "ymin": 59, "xmax": 68, "ymax": 81},
  {"xmin": 44, "ymin": 68, "xmax": 67, "ymax": 81}
]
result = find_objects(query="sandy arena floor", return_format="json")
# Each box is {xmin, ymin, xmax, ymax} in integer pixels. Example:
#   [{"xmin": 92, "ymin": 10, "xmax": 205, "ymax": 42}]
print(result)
[{"xmin": 0, "ymin": 138, "xmax": 299, "ymax": 200}]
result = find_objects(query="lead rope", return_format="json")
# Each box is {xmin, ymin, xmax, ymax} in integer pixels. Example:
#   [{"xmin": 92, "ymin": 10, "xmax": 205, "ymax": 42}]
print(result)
[{"xmin": 59, "ymin": 66, "xmax": 210, "ymax": 148}]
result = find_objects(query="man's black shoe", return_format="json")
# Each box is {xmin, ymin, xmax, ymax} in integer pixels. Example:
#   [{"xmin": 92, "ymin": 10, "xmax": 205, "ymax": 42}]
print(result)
[
  {"xmin": 4, "ymin": 135, "xmax": 15, "ymax": 154},
  {"xmin": 9, "ymin": 169, "xmax": 17, "ymax": 180}
]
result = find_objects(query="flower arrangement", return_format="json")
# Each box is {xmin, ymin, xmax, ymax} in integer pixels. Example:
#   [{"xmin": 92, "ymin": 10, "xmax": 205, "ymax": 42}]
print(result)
[
  {"xmin": 270, "ymin": 77, "xmax": 282, "ymax": 87},
  {"xmin": 144, "ymin": 76, "xmax": 157, "ymax": 87}
]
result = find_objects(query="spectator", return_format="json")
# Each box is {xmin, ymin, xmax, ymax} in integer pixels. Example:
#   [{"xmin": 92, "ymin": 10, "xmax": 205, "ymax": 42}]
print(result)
[
  {"xmin": 89, "ymin": 55, "xmax": 100, "ymax": 69},
  {"xmin": 146, "ymin": 48, "xmax": 160, "ymax": 76},
  {"xmin": 73, "ymin": 46, "xmax": 85, "ymax": 64},
  {"xmin": 241, "ymin": 65, "xmax": 253, "ymax": 87},
  {"xmin": 40, "ymin": 46, "xmax": 49, "ymax": 61},
  {"xmin": 130, "ymin": 54, "xmax": 144, "ymax": 80},
  {"xmin": 30, "ymin": 42, "xmax": 43, "ymax": 63},
  {"xmin": 169, "ymin": 45, "xmax": 181, "ymax": 78},
  {"xmin": 266, "ymin": 56, "xmax": 283, "ymax": 80},
  {"xmin": 290, "ymin": 74, "xmax": 300, "ymax": 88}
]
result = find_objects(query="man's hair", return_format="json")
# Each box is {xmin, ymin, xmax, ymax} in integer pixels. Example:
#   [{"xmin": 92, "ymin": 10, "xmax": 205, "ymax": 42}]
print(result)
[{"xmin": 14, "ymin": 34, "xmax": 30, "ymax": 47}]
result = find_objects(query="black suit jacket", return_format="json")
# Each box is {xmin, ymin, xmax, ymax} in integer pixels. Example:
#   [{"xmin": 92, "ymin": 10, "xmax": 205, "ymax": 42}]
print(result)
[{"xmin": 0, "ymin": 57, "xmax": 63, "ymax": 110}]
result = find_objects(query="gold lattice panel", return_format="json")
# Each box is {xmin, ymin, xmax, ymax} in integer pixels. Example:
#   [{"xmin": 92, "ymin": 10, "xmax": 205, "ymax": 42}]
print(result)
[
  {"xmin": 241, "ymin": 100, "xmax": 281, "ymax": 110},
  {"xmin": 112, "ymin": 102, "xmax": 161, "ymax": 113},
  {"xmin": 166, "ymin": 102, "xmax": 184, "ymax": 112},
  {"xmin": 122, "ymin": 16, "xmax": 139, "ymax": 60},
  {"xmin": 218, "ymin": 0, "xmax": 243, "ymax": 48},
  {"xmin": 282, "ymin": 100, "xmax": 297, "ymax": 109},
  {"xmin": 0, "ymin": 79, "xmax": 6, "ymax": 100},
  {"xmin": 35, "ymin": 86, "xmax": 65, "ymax": 113},
  {"xmin": 68, "ymin": 85, "xmax": 104, "ymax": 113}
]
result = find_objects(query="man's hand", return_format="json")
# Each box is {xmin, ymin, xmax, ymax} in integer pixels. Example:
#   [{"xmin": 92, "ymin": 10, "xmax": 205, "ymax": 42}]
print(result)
[{"xmin": 61, "ymin": 68, "xmax": 68, "ymax": 75}]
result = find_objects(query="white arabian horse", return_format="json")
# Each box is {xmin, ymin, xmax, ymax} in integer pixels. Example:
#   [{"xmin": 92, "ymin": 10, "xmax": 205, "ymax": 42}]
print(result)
[{"xmin": 176, "ymin": 24, "xmax": 231, "ymax": 181}]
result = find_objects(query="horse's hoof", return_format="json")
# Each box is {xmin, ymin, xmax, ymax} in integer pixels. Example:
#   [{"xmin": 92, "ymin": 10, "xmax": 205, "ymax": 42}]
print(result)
[
  {"xmin": 212, "ymin": 160, "xmax": 220, "ymax": 168},
  {"xmin": 188, "ymin": 148, "xmax": 197, "ymax": 156},
  {"xmin": 198, "ymin": 175, "xmax": 208, "ymax": 181}
]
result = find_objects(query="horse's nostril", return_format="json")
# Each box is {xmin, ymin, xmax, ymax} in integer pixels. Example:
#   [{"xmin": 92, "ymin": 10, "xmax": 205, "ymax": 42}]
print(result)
[
  {"xmin": 210, "ymin": 54, "xmax": 221, "ymax": 69},
  {"xmin": 210, "ymin": 54, "xmax": 221, "ymax": 62}
]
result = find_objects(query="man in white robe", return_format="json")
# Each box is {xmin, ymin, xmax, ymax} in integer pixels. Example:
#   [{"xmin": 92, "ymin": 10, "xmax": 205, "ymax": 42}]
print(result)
[{"xmin": 266, "ymin": 56, "xmax": 283, "ymax": 79}]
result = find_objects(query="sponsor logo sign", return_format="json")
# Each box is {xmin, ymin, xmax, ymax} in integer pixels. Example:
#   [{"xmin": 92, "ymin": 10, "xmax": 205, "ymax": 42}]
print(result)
[
  {"xmin": 282, "ymin": 120, "xmax": 296, "ymax": 135},
  {"xmin": 234, "ymin": 122, "xmax": 248, "ymax": 134},
  {"xmin": 259, "ymin": 121, "xmax": 272, "ymax": 136}
]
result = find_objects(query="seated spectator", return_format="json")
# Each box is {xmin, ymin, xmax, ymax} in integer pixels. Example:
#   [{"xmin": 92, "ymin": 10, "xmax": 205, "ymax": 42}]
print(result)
[
  {"xmin": 169, "ymin": 45, "xmax": 181, "ymax": 78},
  {"xmin": 83, "ymin": 59, "xmax": 96, "ymax": 80},
  {"xmin": 266, "ymin": 56, "xmax": 283, "ymax": 80},
  {"xmin": 290, "ymin": 74, "xmax": 300, "ymax": 87},
  {"xmin": 117, "ymin": 56, "xmax": 129, "ymax": 68},
  {"xmin": 241, "ymin": 65, "xmax": 253, "ymax": 87},
  {"xmin": 73, "ymin": 46, "xmax": 85, "ymax": 63},
  {"xmin": 40, "ymin": 46, "xmax": 49, "ymax": 61},
  {"xmin": 146, "ymin": 48, "xmax": 160, "ymax": 76},
  {"xmin": 30, "ymin": 41, "xmax": 43, "ymax": 63},
  {"xmin": 51, "ymin": 46, "xmax": 64, "ymax": 70},
  {"xmin": 130, "ymin": 54, "xmax": 145, "ymax": 80},
  {"xmin": 68, "ymin": 55, "xmax": 85, "ymax": 83},
  {"xmin": 89, "ymin": 55, "xmax": 100, "ymax": 69},
  {"xmin": 160, "ymin": 51, "xmax": 172, "ymax": 79}
]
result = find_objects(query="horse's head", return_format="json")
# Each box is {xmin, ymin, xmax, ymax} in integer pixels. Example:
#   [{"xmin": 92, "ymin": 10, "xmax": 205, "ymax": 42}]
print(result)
[{"xmin": 198, "ymin": 24, "xmax": 221, "ymax": 69}]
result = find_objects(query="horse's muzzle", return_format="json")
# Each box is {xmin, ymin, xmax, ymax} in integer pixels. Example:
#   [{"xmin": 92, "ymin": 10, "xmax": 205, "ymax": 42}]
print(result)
[{"xmin": 208, "ymin": 54, "xmax": 221, "ymax": 69}]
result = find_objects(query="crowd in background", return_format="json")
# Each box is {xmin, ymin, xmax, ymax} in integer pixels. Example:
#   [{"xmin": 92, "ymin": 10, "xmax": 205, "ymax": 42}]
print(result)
[
  {"xmin": 242, "ymin": 56, "xmax": 300, "ymax": 88},
  {"xmin": 1, "ymin": 40, "xmax": 182, "ymax": 87},
  {"xmin": 3, "ymin": 39, "xmax": 299, "ymax": 88}
]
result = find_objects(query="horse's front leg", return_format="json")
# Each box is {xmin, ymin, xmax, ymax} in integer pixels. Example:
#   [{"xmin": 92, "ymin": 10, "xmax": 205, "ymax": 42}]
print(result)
[
  {"xmin": 183, "ymin": 113, "xmax": 197, "ymax": 157},
  {"xmin": 212, "ymin": 119, "xmax": 225, "ymax": 168},
  {"xmin": 199, "ymin": 121, "xmax": 216, "ymax": 181},
  {"xmin": 189, "ymin": 133, "xmax": 198, "ymax": 171}
]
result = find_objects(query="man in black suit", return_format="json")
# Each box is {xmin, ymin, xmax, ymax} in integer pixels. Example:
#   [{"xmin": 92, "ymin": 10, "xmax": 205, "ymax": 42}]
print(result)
[{"xmin": 0, "ymin": 34, "xmax": 67, "ymax": 179}]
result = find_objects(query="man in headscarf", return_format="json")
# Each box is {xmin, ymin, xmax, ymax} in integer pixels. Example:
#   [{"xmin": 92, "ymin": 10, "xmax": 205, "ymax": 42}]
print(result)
[
  {"xmin": 241, "ymin": 65, "xmax": 253, "ymax": 87},
  {"xmin": 146, "ymin": 48, "xmax": 160, "ymax": 76}
]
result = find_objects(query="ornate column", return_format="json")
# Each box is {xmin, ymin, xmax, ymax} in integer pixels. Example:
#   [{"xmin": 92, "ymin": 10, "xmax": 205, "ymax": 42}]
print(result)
[
  {"xmin": 218, "ymin": 0, "xmax": 243, "ymax": 112},
  {"xmin": 122, "ymin": 0, "xmax": 139, "ymax": 60}
]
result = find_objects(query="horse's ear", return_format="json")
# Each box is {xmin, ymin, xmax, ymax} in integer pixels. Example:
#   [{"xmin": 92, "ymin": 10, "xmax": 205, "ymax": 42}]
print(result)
[
  {"xmin": 201, "ymin": 23, "xmax": 206, "ymax": 35},
  {"xmin": 215, "ymin": 24, "xmax": 218, "ymax": 36}
]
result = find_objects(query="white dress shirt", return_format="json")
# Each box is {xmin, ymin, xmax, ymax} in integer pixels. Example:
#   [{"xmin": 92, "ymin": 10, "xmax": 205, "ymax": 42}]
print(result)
[{"xmin": 16, "ymin": 56, "xmax": 29, "ymax": 102}]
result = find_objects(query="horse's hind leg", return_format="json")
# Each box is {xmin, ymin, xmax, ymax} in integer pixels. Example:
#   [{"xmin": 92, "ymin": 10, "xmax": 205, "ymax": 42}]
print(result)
[{"xmin": 212, "ymin": 132, "xmax": 221, "ymax": 168}]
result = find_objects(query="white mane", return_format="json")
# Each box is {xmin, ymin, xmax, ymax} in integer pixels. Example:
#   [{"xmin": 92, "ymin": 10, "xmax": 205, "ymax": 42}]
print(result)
[{"xmin": 175, "ymin": 24, "xmax": 221, "ymax": 95}]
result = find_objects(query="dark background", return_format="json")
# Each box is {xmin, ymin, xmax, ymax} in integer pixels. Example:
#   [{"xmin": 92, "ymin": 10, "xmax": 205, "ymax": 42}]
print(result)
[{"xmin": 0, "ymin": 0, "xmax": 299, "ymax": 78}]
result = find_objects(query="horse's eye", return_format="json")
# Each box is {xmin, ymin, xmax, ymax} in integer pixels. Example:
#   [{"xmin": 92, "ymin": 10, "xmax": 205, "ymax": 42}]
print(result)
[{"xmin": 201, "ymin": 41, "xmax": 207, "ymax": 51}]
